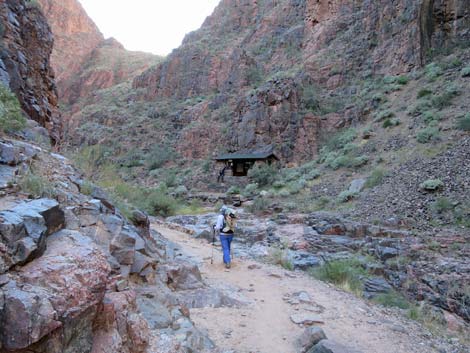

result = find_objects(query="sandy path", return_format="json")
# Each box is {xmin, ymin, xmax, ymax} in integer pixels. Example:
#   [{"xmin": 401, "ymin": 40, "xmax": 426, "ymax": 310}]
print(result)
[{"xmin": 153, "ymin": 224, "xmax": 440, "ymax": 353}]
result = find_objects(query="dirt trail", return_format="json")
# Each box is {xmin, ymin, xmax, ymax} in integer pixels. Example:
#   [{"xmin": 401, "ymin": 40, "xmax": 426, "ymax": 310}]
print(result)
[{"xmin": 153, "ymin": 224, "xmax": 439, "ymax": 353}]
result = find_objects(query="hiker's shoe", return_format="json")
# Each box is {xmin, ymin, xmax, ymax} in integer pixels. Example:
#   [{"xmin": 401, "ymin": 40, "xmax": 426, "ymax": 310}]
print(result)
[{"xmin": 225, "ymin": 262, "xmax": 231, "ymax": 269}]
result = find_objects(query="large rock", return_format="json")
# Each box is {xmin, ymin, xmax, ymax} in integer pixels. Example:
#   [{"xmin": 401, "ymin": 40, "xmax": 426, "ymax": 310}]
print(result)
[
  {"xmin": 363, "ymin": 277, "xmax": 393, "ymax": 299},
  {"xmin": 297, "ymin": 327, "xmax": 327, "ymax": 353},
  {"xmin": 0, "ymin": 199, "xmax": 64, "ymax": 272},
  {"xmin": 160, "ymin": 260, "xmax": 204, "ymax": 291},
  {"xmin": 308, "ymin": 339, "xmax": 364, "ymax": 353},
  {"xmin": 0, "ymin": 230, "xmax": 110, "ymax": 351}
]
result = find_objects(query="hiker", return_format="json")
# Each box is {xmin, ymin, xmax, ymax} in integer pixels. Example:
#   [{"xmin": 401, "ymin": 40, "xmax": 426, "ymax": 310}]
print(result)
[
  {"xmin": 217, "ymin": 165, "xmax": 227, "ymax": 183},
  {"xmin": 214, "ymin": 206, "xmax": 237, "ymax": 268}
]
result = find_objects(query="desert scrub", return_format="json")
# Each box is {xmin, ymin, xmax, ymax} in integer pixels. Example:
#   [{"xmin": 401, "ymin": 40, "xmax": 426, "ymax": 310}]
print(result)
[
  {"xmin": 247, "ymin": 196, "xmax": 270, "ymax": 214},
  {"xmin": 248, "ymin": 163, "xmax": 277, "ymax": 187},
  {"xmin": 243, "ymin": 183, "xmax": 259, "ymax": 197},
  {"xmin": 431, "ymin": 197, "xmax": 454, "ymax": 214},
  {"xmin": 338, "ymin": 190, "xmax": 357, "ymax": 203},
  {"xmin": 365, "ymin": 168, "xmax": 386, "ymax": 188},
  {"xmin": 461, "ymin": 66, "xmax": 470, "ymax": 77},
  {"xmin": 18, "ymin": 170, "xmax": 54, "ymax": 198},
  {"xmin": 425, "ymin": 63, "xmax": 442, "ymax": 81},
  {"xmin": 431, "ymin": 86, "xmax": 460, "ymax": 110},
  {"xmin": 382, "ymin": 118, "xmax": 400, "ymax": 128},
  {"xmin": 420, "ymin": 179, "xmax": 443, "ymax": 191},
  {"xmin": 374, "ymin": 110, "xmax": 395, "ymax": 122},
  {"xmin": 372, "ymin": 291, "xmax": 411, "ymax": 309},
  {"xmin": 266, "ymin": 246, "xmax": 293, "ymax": 271},
  {"xmin": 417, "ymin": 89, "xmax": 432, "ymax": 99},
  {"xmin": 416, "ymin": 125, "xmax": 439, "ymax": 143},
  {"xmin": 227, "ymin": 186, "xmax": 241, "ymax": 195},
  {"xmin": 146, "ymin": 144, "xmax": 175, "ymax": 170},
  {"xmin": 456, "ymin": 113, "xmax": 470, "ymax": 131},
  {"xmin": 310, "ymin": 258, "xmax": 368, "ymax": 296},
  {"xmin": 0, "ymin": 85, "xmax": 26, "ymax": 133}
]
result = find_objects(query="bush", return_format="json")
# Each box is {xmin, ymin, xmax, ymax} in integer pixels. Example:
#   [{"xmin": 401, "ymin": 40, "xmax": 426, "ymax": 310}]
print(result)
[
  {"xmin": 417, "ymin": 89, "xmax": 432, "ymax": 99},
  {"xmin": 323, "ymin": 128, "xmax": 357, "ymax": 151},
  {"xmin": 365, "ymin": 168, "xmax": 386, "ymax": 188},
  {"xmin": 227, "ymin": 186, "xmax": 240, "ymax": 194},
  {"xmin": 311, "ymin": 258, "xmax": 367, "ymax": 295},
  {"xmin": 146, "ymin": 189, "xmax": 177, "ymax": 217},
  {"xmin": 397, "ymin": 75, "xmax": 409, "ymax": 85},
  {"xmin": 456, "ymin": 113, "xmax": 470, "ymax": 131},
  {"xmin": 420, "ymin": 179, "xmax": 443, "ymax": 191},
  {"xmin": 382, "ymin": 118, "xmax": 400, "ymax": 128},
  {"xmin": 266, "ymin": 247, "xmax": 293, "ymax": 270},
  {"xmin": 416, "ymin": 126, "xmax": 439, "ymax": 143},
  {"xmin": 422, "ymin": 111, "xmax": 440, "ymax": 124},
  {"xmin": 243, "ymin": 183, "xmax": 259, "ymax": 196},
  {"xmin": 80, "ymin": 180, "xmax": 94, "ymax": 195},
  {"xmin": 338, "ymin": 190, "xmax": 357, "ymax": 203},
  {"xmin": 431, "ymin": 197, "xmax": 453, "ymax": 214},
  {"xmin": 461, "ymin": 67, "xmax": 470, "ymax": 78},
  {"xmin": 174, "ymin": 185, "xmax": 188, "ymax": 197},
  {"xmin": 374, "ymin": 110, "xmax": 395, "ymax": 122},
  {"xmin": 0, "ymin": 85, "xmax": 26, "ymax": 133},
  {"xmin": 372, "ymin": 291, "xmax": 411, "ymax": 309},
  {"xmin": 146, "ymin": 144, "xmax": 175, "ymax": 170},
  {"xmin": 248, "ymin": 163, "xmax": 277, "ymax": 187},
  {"xmin": 431, "ymin": 88, "xmax": 459, "ymax": 110},
  {"xmin": 425, "ymin": 63, "xmax": 442, "ymax": 80},
  {"xmin": 18, "ymin": 171, "xmax": 54, "ymax": 198},
  {"xmin": 247, "ymin": 197, "xmax": 270, "ymax": 214}
]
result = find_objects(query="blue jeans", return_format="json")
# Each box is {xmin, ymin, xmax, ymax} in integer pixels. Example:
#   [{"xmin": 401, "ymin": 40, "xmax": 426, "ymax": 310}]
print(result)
[{"xmin": 219, "ymin": 234, "xmax": 233, "ymax": 264}]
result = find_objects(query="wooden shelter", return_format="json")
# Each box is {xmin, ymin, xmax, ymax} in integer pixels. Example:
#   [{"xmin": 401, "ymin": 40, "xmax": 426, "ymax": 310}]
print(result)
[{"xmin": 215, "ymin": 151, "xmax": 280, "ymax": 176}]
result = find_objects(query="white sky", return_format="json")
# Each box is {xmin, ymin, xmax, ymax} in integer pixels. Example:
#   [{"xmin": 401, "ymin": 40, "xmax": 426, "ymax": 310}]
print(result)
[{"xmin": 78, "ymin": 0, "xmax": 220, "ymax": 56}]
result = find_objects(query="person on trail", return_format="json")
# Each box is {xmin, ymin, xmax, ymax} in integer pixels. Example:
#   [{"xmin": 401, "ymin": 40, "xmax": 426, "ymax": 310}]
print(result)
[
  {"xmin": 214, "ymin": 206, "xmax": 237, "ymax": 269},
  {"xmin": 217, "ymin": 165, "xmax": 227, "ymax": 183}
]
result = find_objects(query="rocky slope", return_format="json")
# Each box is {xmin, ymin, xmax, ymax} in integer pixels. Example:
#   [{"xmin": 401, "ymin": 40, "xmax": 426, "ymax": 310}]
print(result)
[{"xmin": 0, "ymin": 0, "xmax": 61, "ymax": 143}]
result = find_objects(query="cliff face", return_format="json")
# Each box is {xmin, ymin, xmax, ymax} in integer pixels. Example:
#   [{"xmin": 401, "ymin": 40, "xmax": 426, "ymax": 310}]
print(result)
[
  {"xmin": 0, "ymin": 0, "xmax": 61, "ymax": 143},
  {"xmin": 37, "ymin": 0, "xmax": 104, "ymax": 99},
  {"xmin": 132, "ymin": 0, "xmax": 470, "ymax": 160}
]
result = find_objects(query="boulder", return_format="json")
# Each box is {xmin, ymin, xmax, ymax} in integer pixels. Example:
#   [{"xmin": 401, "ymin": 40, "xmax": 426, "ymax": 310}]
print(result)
[
  {"xmin": 308, "ymin": 339, "xmax": 364, "ymax": 353},
  {"xmin": 110, "ymin": 226, "xmax": 137, "ymax": 266},
  {"xmin": 0, "ymin": 199, "xmax": 65, "ymax": 271},
  {"xmin": 348, "ymin": 179, "xmax": 366, "ymax": 193},
  {"xmin": 0, "ymin": 230, "xmax": 110, "ymax": 351},
  {"xmin": 290, "ymin": 251, "xmax": 322, "ymax": 270},
  {"xmin": 376, "ymin": 246, "xmax": 399, "ymax": 261},
  {"xmin": 160, "ymin": 260, "xmax": 204, "ymax": 291},
  {"xmin": 363, "ymin": 277, "xmax": 393, "ymax": 299},
  {"xmin": 297, "ymin": 327, "xmax": 327, "ymax": 353}
]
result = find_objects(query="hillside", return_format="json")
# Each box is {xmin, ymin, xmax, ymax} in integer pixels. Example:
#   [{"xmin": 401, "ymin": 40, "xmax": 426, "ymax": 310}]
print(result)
[{"xmin": 6, "ymin": 0, "xmax": 469, "ymax": 351}]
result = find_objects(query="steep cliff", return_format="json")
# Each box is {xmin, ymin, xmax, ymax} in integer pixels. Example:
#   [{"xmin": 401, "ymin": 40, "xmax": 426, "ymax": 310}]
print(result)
[
  {"xmin": 0, "ymin": 0, "xmax": 61, "ymax": 143},
  {"xmin": 132, "ymin": 0, "xmax": 470, "ymax": 160}
]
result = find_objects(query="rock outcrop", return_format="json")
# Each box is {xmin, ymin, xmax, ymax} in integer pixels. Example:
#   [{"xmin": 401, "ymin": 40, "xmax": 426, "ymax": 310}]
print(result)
[{"xmin": 0, "ymin": 0, "xmax": 61, "ymax": 143}]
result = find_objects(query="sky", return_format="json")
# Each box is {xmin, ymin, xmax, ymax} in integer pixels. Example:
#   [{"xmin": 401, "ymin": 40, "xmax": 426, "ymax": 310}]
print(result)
[{"xmin": 78, "ymin": 0, "xmax": 221, "ymax": 56}]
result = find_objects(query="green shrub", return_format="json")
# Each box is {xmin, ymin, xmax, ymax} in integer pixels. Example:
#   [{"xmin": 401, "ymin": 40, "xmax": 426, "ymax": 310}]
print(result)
[
  {"xmin": 422, "ymin": 111, "xmax": 440, "ymax": 124},
  {"xmin": 80, "ymin": 180, "xmax": 94, "ymax": 196},
  {"xmin": 431, "ymin": 87, "xmax": 459, "ymax": 110},
  {"xmin": 174, "ymin": 185, "xmax": 188, "ymax": 197},
  {"xmin": 302, "ymin": 84, "xmax": 320, "ymax": 111},
  {"xmin": 338, "ymin": 190, "xmax": 357, "ymax": 203},
  {"xmin": 243, "ymin": 183, "xmax": 259, "ymax": 196},
  {"xmin": 311, "ymin": 258, "xmax": 367, "ymax": 295},
  {"xmin": 145, "ymin": 189, "xmax": 177, "ymax": 217},
  {"xmin": 372, "ymin": 291, "xmax": 411, "ymax": 309},
  {"xmin": 247, "ymin": 197, "xmax": 270, "ymax": 214},
  {"xmin": 417, "ymin": 89, "xmax": 432, "ymax": 98},
  {"xmin": 420, "ymin": 179, "xmax": 443, "ymax": 191},
  {"xmin": 0, "ymin": 85, "xmax": 26, "ymax": 133},
  {"xmin": 425, "ymin": 63, "xmax": 442, "ymax": 80},
  {"xmin": 409, "ymin": 100, "xmax": 432, "ymax": 116},
  {"xmin": 18, "ymin": 171, "xmax": 54, "ymax": 198},
  {"xmin": 227, "ymin": 186, "xmax": 240, "ymax": 194},
  {"xmin": 248, "ymin": 163, "xmax": 277, "ymax": 187},
  {"xmin": 266, "ymin": 247, "xmax": 293, "ymax": 270},
  {"xmin": 374, "ymin": 110, "xmax": 395, "ymax": 122},
  {"xmin": 146, "ymin": 144, "xmax": 175, "ymax": 170},
  {"xmin": 461, "ymin": 67, "xmax": 470, "ymax": 78},
  {"xmin": 382, "ymin": 118, "xmax": 400, "ymax": 128},
  {"xmin": 365, "ymin": 168, "xmax": 386, "ymax": 188},
  {"xmin": 397, "ymin": 75, "xmax": 409, "ymax": 85},
  {"xmin": 323, "ymin": 128, "xmax": 357, "ymax": 151},
  {"xmin": 456, "ymin": 113, "xmax": 470, "ymax": 131},
  {"xmin": 416, "ymin": 126, "xmax": 439, "ymax": 143},
  {"xmin": 431, "ymin": 197, "xmax": 453, "ymax": 214}
]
